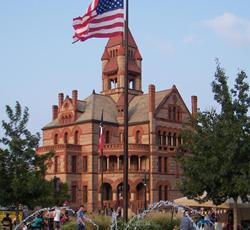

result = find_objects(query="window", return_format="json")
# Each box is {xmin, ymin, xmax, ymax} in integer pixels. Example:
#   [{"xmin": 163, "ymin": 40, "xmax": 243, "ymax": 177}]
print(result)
[
  {"xmin": 54, "ymin": 156, "xmax": 59, "ymax": 173},
  {"xmin": 157, "ymin": 131, "xmax": 161, "ymax": 145},
  {"xmin": 129, "ymin": 80, "xmax": 135, "ymax": 89},
  {"xmin": 168, "ymin": 132, "xmax": 172, "ymax": 146},
  {"xmin": 173, "ymin": 133, "xmax": 177, "ymax": 146},
  {"xmin": 130, "ymin": 156, "xmax": 139, "ymax": 171},
  {"xmin": 64, "ymin": 132, "xmax": 68, "ymax": 144},
  {"xmin": 83, "ymin": 186, "xmax": 88, "ymax": 203},
  {"xmin": 71, "ymin": 155, "xmax": 77, "ymax": 173},
  {"xmin": 54, "ymin": 134, "xmax": 58, "ymax": 145},
  {"xmin": 158, "ymin": 157, "xmax": 162, "ymax": 172},
  {"xmin": 74, "ymin": 131, "xmax": 79, "ymax": 144},
  {"xmin": 159, "ymin": 185, "xmax": 162, "ymax": 201},
  {"xmin": 105, "ymin": 131, "xmax": 110, "ymax": 144},
  {"xmin": 177, "ymin": 107, "xmax": 181, "ymax": 121},
  {"xmin": 119, "ymin": 132, "xmax": 123, "ymax": 143},
  {"xmin": 164, "ymin": 186, "xmax": 168, "ymax": 201},
  {"xmin": 169, "ymin": 105, "xmax": 181, "ymax": 122},
  {"xmin": 173, "ymin": 106, "xmax": 176, "ymax": 121},
  {"xmin": 135, "ymin": 130, "xmax": 141, "ymax": 144},
  {"xmin": 83, "ymin": 156, "xmax": 88, "ymax": 172},
  {"xmin": 162, "ymin": 132, "xmax": 166, "ymax": 145},
  {"xmin": 164, "ymin": 157, "xmax": 168, "ymax": 173},
  {"xmin": 71, "ymin": 185, "xmax": 77, "ymax": 203}
]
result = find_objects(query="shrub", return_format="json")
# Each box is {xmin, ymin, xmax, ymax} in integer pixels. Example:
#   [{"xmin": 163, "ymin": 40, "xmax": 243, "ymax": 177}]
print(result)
[
  {"xmin": 146, "ymin": 212, "xmax": 181, "ymax": 230},
  {"xmin": 61, "ymin": 221, "xmax": 77, "ymax": 230},
  {"xmin": 90, "ymin": 215, "xmax": 111, "ymax": 230}
]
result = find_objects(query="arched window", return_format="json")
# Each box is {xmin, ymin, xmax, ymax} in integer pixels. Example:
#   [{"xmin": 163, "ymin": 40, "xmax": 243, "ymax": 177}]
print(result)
[
  {"xmin": 135, "ymin": 130, "xmax": 141, "ymax": 144},
  {"xmin": 103, "ymin": 183, "xmax": 112, "ymax": 201},
  {"xmin": 129, "ymin": 80, "xmax": 135, "ymax": 89},
  {"xmin": 105, "ymin": 130, "xmax": 110, "ymax": 144},
  {"xmin": 64, "ymin": 132, "xmax": 68, "ymax": 144},
  {"xmin": 54, "ymin": 134, "xmax": 58, "ymax": 145},
  {"xmin": 159, "ymin": 185, "xmax": 162, "ymax": 201},
  {"xmin": 74, "ymin": 131, "xmax": 79, "ymax": 144}
]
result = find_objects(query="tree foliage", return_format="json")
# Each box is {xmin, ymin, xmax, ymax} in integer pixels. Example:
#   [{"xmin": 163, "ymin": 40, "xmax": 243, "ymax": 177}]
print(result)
[
  {"xmin": 0, "ymin": 102, "xmax": 68, "ymax": 208},
  {"xmin": 178, "ymin": 61, "xmax": 250, "ymax": 207}
]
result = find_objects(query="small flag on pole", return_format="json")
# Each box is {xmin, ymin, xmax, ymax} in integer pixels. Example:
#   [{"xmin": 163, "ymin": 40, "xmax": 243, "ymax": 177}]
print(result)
[
  {"xmin": 98, "ymin": 110, "xmax": 104, "ymax": 153},
  {"xmin": 73, "ymin": 0, "xmax": 124, "ymax": 43}
]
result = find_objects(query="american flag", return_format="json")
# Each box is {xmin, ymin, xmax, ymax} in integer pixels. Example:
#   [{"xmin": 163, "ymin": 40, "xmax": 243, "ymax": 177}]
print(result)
[
  {"xmin": 73, "ymin": 0, "xmax": 124, "ymax": 43},
  {"xmin": 98, "ymin": 110, "xmax": 104, "ymax": 153}
]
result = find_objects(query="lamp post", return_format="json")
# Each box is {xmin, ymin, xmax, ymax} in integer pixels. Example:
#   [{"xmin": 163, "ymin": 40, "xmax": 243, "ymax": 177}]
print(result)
[
  {"xmin": 142, "ymin": 171, "xmax": 148, "ymax": 210},
  {"xmin": 53, "ymin": 176, "xmax": 60, "ymax": 202}
]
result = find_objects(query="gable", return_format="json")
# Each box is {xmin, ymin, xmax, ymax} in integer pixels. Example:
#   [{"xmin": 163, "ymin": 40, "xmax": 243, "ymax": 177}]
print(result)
[{"xmin": 155, "ymin": 90, "xmax": 191, "ymax": 122}]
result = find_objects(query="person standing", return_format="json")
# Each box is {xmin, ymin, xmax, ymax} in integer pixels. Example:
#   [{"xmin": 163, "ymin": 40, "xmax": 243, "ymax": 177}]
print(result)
[
  {"xmin": 76, "ymin": 205, "xmax": 86, "ymax": 230},
  {"xmin": 1, "ymin": 213, "xmax": 12, "ymax": 230},
  {"xmin": 53, "ymin": 207, "xmax": 61, "ymax": 230},
  {"xmin": 180, "ymin": 210, "xmax": 193, "ymax": 230}
]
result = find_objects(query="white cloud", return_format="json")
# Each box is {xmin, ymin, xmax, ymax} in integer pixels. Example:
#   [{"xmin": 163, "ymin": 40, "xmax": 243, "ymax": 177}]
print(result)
[{"xmin": 204, "ymin": 13, "xmax": 250, "ymax": 46}]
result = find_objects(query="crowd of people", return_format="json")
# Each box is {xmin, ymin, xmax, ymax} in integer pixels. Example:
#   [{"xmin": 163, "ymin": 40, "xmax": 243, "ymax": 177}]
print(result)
[
  {"xmin": 180, "ymin": 209, "xmax": 237, "ymax": 230},
  {"xmin": 0, "ymin": 207, "xmax": 70, "ymax": 230}
]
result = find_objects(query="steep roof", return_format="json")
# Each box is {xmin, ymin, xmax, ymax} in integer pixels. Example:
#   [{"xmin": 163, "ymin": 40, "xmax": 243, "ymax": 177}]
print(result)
[
  {"xmin": 43, "ymin": 89, "xmax": 173, "ymax": 129},
  {"xmin": 44, "ymin": 94, "xmax": 118, "ymax": 129},
  {"xmin": 128, "ymin": 89, "xmax": 172, "ymax": 123},
  {"xmin": 106, "ymin": 29, "xmax": 138, "ymax": 48}
]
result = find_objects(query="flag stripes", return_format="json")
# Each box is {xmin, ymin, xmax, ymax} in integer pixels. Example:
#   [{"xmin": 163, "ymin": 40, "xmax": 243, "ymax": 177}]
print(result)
[{"xmin": 73, "ymin": 0, "xmax": 124, "ymax": 43}]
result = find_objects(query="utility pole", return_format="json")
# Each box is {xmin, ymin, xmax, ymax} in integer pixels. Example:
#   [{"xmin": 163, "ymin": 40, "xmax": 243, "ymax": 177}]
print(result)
[{"xmin": 123, "ymin": 0, "xmax": 129, "ymax": 222}]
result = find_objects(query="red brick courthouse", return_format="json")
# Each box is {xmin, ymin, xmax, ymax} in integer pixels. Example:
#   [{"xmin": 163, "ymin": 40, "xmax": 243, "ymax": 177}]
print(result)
[{"xmin": 37, "ymin": 31, "xmax": 197, "ymax": 213}]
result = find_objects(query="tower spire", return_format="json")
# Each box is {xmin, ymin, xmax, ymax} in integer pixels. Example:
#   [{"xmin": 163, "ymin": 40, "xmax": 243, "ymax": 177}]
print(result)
[{"xmin": 101, "ymin": 29, "xmax": 143, "ymax": 102}]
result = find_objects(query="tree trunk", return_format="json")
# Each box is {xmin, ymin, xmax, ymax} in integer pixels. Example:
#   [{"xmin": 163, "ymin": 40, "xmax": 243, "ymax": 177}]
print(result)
[{"xmin": 233, "ymin": 198, "xmax": 238, "ymax": 230}]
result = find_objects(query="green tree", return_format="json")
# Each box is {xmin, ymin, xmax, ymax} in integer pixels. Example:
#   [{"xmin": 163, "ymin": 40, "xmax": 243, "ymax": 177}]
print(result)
[
  {"xmin": 0, "ymin": 102, "xmax": 68, "ymax": 218},
  {"xmin": 33, "ymin": 179, "xmax": 70, "ymax": 207},
  {"xmin": 178, "ymin": 61, "xmax": 250, "ymax": 230}
]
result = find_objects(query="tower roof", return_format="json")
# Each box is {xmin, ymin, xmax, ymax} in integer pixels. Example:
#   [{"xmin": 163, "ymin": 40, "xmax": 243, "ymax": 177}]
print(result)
[{"xmin": 105, "ymin": 29, "xmax": 138, "ymax": 48}]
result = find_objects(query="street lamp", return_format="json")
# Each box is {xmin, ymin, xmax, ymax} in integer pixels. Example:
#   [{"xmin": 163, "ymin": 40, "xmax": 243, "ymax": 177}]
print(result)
[
  {"xmin": 142, "ymin": 172, "xmax": 149, "ymax": 210},
  {"xmin": 53, "ymin": 176, "xmax": 60, "ymax": 198}
]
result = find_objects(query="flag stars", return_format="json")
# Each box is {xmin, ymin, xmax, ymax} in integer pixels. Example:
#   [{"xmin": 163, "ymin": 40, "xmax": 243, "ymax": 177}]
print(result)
[{"xmin": 96, "ymin": 0, "xmax": 124, "ymax": 15}]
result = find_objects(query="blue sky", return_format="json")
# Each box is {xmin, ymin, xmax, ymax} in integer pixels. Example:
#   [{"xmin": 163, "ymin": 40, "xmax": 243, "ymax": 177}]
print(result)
[{"xmin": 0, "ymin": 0, "xmax": 250, "ymax": 137}]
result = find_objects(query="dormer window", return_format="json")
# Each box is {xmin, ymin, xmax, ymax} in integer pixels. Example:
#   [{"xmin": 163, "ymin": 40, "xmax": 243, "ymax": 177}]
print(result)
[
  {"xmin": 74, "ymin": 131, "xmax": 79, "ymax": 144},
  {"xmin": 54, "ymin": 134, "xmax": 58, "ymax": 145},
  {"xmin": 128, "ymin": 49, "xmax": 134, "ymax": 59},
  {"xmin": 135, "ymin": 130, "xmax": 141, "ymax": 144},
  {"xmin": 168, "ymin": 105, "xmax": 181, "ymax": 122},
  {"xmin": 110, "ymin": 49, "xmax": 118, "ymax": 58}
]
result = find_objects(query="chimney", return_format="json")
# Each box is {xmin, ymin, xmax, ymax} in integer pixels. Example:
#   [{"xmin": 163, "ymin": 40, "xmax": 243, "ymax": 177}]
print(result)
[
  {"xmin": 72, "ymin": 90, "xmax": 78, "ymax": 110},
  {"xmin": 148, "ymin": 84, "xmax": 155, "ymax": 113},
  {"xmin": 52, "ymin": 105, "xmax": 58, "ymax": 120},
  {"xmin": 58, "ymin": 93, "xmax": 64, "ymax": 107},
  {"xmin": 191, "ymin": 96, "xmax": 198, "ymax": 118}
]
